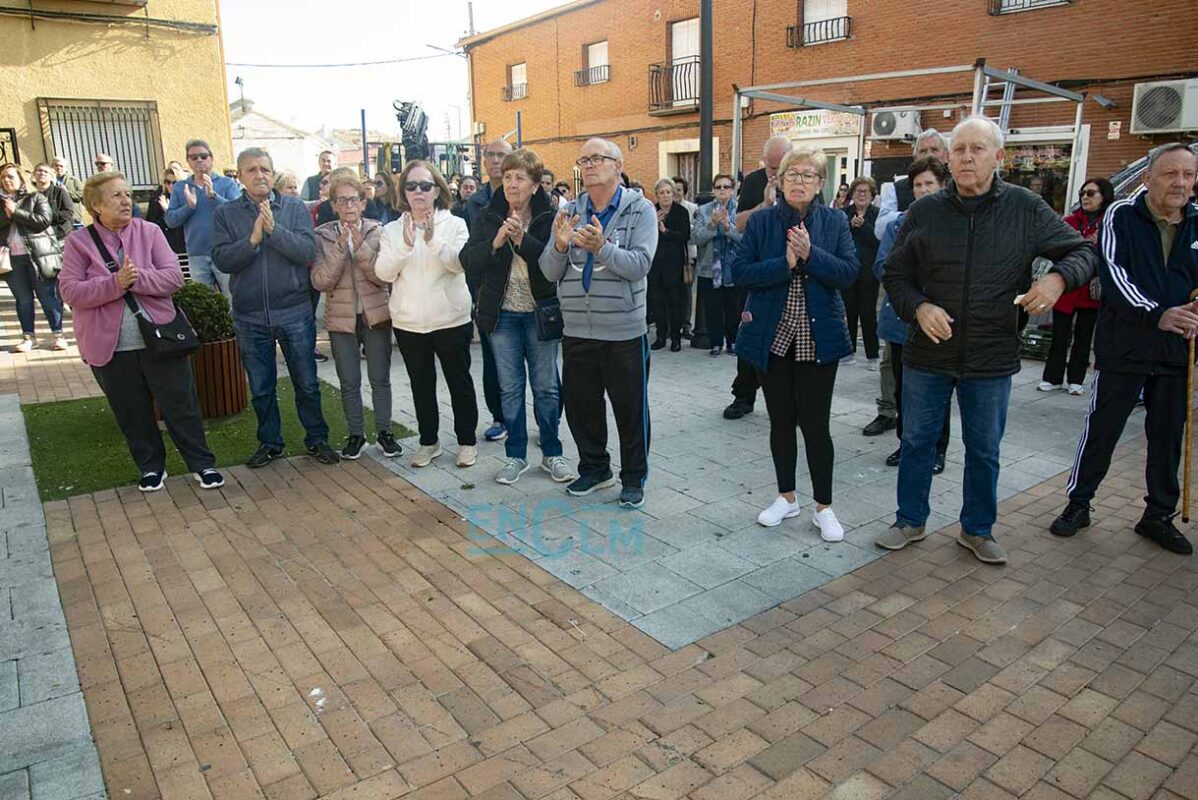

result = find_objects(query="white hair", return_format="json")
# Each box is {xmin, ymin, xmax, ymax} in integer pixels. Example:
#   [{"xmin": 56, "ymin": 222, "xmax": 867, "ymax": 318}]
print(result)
[
  {"xmin": 763, "ymin": 135, "xmax": 793, "ymax": 158},
  {"xmin": 653, "ymin": 178, "xmax": 675, "ymax": 193},
  {"xmin": 583, "ymin": 137, "xmax": 623, "ymax": 162},
  {"xmin": 913, "ymin": 128, "xmax": 949, "ymax": 155},
  {"xmin": 951, "ymin": 116, "xmax": 1004, "ymax": 149}
]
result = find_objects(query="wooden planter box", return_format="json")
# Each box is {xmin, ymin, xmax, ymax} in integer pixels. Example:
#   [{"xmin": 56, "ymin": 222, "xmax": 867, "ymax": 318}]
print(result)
[{"xmin": 191, "ymin": 337, "xmax": 247, "ymax": 418}]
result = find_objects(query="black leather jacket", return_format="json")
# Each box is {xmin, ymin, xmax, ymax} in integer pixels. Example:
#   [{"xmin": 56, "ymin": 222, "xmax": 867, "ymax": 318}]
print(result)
[{"xmin": 1, "ymin": 191, "xmax": 62, "ymax": 278}]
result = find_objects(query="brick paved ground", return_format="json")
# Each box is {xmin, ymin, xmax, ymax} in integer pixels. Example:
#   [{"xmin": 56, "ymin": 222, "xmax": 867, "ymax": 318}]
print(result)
[{"xmin": 43, "ymin": 438, "xmax": 1198, "ymax": 799}]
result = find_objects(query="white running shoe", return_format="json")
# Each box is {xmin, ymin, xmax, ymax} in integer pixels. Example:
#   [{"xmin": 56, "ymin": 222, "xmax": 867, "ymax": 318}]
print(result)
[
  {"xmin": 410, "ymin": 444, "xmax": 442, "ymax": 468},
  {"xmin": 757, "ymin": 496, "xmax": 801, "ymax": 527},
  {"xmin": 1067, "ymin": 383, "xmax": 1085, "ymax": 396},
  {"xmin": 813, "ymin": 507, "xmax": 845, "ymax": 542},
  {"xmin": 456, "ymin": 445, "xmax": 478, "ymax": 467},
  {"xmin": 1037, "ymin": 381, "xmax": 1061, "ymax": 392}
]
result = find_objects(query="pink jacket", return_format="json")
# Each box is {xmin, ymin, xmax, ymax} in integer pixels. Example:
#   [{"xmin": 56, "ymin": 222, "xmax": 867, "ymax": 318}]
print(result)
[{"xmin": 59, "ymin": 219, "xmax": 183, "ymax": 367}]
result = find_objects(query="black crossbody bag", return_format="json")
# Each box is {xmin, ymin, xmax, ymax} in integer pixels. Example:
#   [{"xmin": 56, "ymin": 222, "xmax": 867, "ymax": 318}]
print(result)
[{"xmin": 87, "ymin": 225, "xmax": 199, "ymax": 360}]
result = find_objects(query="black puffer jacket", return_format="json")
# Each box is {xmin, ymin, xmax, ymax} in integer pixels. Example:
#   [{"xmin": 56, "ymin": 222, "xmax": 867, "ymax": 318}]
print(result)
[
  {"xmin": 844, "ymin": 204, "xmax": 879, "ymax": 279},
  {"xmin": 0, "ymin": 191, "xmax": 61, "ymax": 279},
  {"xmin": 650, "ymin": 202, "xmax": 691, "ymax": 284},
  {"xmin": 458, "ymin": 186, "xmax": 557, "ymax": 334},
  {"xmin": 884, "ymin": 177, "xmax": 1098, "ymax": 378}
]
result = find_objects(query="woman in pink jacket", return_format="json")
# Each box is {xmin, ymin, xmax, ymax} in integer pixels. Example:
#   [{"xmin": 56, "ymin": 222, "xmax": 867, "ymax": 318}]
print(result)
[{"xmin": 58, "ymin": 172, "xmax": 222, "ymax": 492}]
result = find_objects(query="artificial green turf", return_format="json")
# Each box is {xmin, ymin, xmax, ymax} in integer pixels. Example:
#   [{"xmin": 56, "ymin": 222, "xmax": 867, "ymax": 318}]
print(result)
[{"xmin": 23, "ymin": 378, "xmax": 414, "ymax": 501}]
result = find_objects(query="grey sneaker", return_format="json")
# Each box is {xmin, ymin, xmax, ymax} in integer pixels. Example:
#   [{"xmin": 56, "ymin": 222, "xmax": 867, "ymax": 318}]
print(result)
[
  {"xmin": 957, "ymin": 532, "xmax": 1008, "ymax": 564},
  {"xmin": 496, "ymin": 457, "xmax": 529, "ymax": 485},
  {"xmin": 875, "ymin": 523, "xmax": 927, "ymax": 550},
  {"xmin": 541, "ymin": 455, "xmax": 575, "ymax": 483}
]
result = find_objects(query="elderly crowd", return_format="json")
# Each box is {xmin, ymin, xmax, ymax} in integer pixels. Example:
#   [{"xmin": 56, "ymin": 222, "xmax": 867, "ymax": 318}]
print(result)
[{"xmin": 20, "ymin": 117, "xmax": 1196, "ymax": 563}]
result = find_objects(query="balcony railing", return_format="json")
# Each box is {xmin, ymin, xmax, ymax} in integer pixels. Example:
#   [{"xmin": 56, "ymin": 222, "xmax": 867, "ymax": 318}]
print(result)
[
  {"xmin": 786, "ymin": 16, "xmax": 851, "ymax": 47},
  {"xmin": 989, "ymin": 0, "xmax": 1071, "ymax": 13},
  {"xmin": 502, "ymin": 83, "xmax": 528, "ymax": 102},
  {"xmin": 574, "ymin": 64, "xmax": 610, "ymax": 86},
  {"xmin": 648, "ymin": 55, "xmax": 699, "ymax": 112}
]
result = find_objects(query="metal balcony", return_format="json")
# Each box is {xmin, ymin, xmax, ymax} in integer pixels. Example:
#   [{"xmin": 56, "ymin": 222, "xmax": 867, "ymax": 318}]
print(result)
[
  {"xmin": 648, "ymin": 56, "xmax": 699, "ymax": 112},
  {"xmin": 989, "ymin": 0, "xmax": 1071, "ymax": 13},
  {"xmin": 786, "ymin": 16, "xmax": 851, "ymax": 47},
  {"xmin": 501, "ymin": 83, "xmax": 528, "ymax": 102},
  {"xmin": 574, "ymin": 64, "xmax": 610, "ymax": 86}
]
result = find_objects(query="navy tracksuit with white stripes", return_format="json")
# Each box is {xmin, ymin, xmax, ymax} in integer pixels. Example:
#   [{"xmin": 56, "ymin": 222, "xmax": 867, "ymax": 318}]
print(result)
[{"xmin": 1066, "ymin": 189, "xmax": 1198, "ymax": 518}]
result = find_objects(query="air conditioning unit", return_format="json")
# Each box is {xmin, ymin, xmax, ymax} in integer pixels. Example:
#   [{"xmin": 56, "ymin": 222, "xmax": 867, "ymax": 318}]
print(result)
[
  {"xmin": 1130, "ymin": 79, "xmax": 1198, "ymax": 135},
  {"xmin": 870, "ymin": 108, "xmax": 923, "ymax": 141},
  {"xmin": 471, "ymin": 121, "xmax": 486, "ymax": 136}
]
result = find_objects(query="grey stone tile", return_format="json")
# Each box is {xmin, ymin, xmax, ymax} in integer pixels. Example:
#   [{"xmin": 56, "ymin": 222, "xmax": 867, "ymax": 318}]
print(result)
[
  {"xmin": 741, "ymin": 557, "xmax": 831, "ymax": 601},
  {"xmin": 657, "ymin": 544, "xmax": 755, "ymax": 589},
  {"xmin": 0, "ymin": 660, "xmax": 17, "ymax": 713},
  {"xmin": 17, "ymin": 649, "xmax": 80, "ymax": 707},
  {"xmin": 635, "ymin": 487, "xmax": 706, "ymax": 520},
  {"xmin": 636, "ymin": 514, "xmax": 730, "ymax": 550},
  {"xmin": 0, "ymin": 693, "xmax": 92, "ymax": 774},
  {"xmin": 0, "ymin": 620, "xmax": 69, "ymax": 663},
  {"xmin": 635, "ymin": 603, "xmax": 725, "ymax": 650},
  {"xmin": 0, "ymin": 549, "xmax": 53, "ymax": 592},
  {"xmin": 29, "ymin": 743, "xmax": 103, "ymax": 800},
  {"xmin": 587, "ymin": 529, "xmax": 678, "ymax": 572},
  {"xmin": 674, "ymin": 581, "xmax": 777, "ymax": 629},
  {"xmin": 8, "ymin": 581, "xmax": 63, "ymax": 625},
  {"xmin": 585, "ymin": 562, "xmax": 702, "ymax": 615},
  {"xmin": 0, "ymin": 769, "xmax": 29, "ymax": 800},
  {"xmin": 688, "ymin": 496, "xmax": 764, "ymax": 531},
  {"xmin": 534, "ymin": 547, "xmax": 617, "ymax": 590},
  {"xmin": 797, "ymin": 541, "xmax": 881, "ymax": 577},
  {"xmin": 714, "ymin": 524, "xmax": 810, "ymax": 566}
]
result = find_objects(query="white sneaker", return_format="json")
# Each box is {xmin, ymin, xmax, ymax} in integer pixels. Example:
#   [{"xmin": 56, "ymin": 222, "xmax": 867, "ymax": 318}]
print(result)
[
  {"xmin": 10, "ymin": 336, "xmax": 33, "ymax": 353},
  {"xmin": 410, "ymin": 444, "xmax": 442, "ymax": 468},
  {"xmin": 865, "ymin": 358, "xmax": 880, "ymax": 372},
  {"xmin": 1067, "ymin": 383, "xmax": 1085, "ymax": 396},
  {"xmin": 1037, "ymin": 381, "xmax": 1061, "ymax": 392},
  {"xmin": 813, "ymin": 507, "xmax": 844, "ymax": 542},
  {"xmin": 757, "ymin": 496, "xmax": 801, "ymax": 527},
  {"xmin": 456, "ymin": 445, "xmax": 478, "ymax": 467}
]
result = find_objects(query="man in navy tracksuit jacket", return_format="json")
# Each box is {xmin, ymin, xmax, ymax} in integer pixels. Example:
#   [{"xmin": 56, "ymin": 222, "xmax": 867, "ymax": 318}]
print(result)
[{"xmin": 1052, "ymin": 144, "xmax": 1198, "ymax": 554}]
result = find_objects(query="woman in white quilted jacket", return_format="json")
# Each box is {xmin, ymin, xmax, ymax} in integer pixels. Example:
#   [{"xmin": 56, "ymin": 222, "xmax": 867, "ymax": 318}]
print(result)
[{"xmin": 376, "ymin": 160, "xmax": 478, "ymax": 469}]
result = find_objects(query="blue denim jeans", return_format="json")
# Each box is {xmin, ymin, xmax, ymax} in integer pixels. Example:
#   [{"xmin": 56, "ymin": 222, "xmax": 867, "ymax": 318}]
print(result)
[
  {"xmin": 489, "ymin": 311, "xmax": 562, "ymax": 460},
  {"xmin": 897, "ymin": 368, "xmax": 1011, "ymax": 538},
  {"xmin": 5, "ymin": 254, "xmax": 63, "ymax": 334},
  {"xmin": 235, "ymin": 313, "xmax": 328, "ymax": 450},
  {"xmin": 189, "ymin": 254, "xmax": 230, "ymax": 296}
]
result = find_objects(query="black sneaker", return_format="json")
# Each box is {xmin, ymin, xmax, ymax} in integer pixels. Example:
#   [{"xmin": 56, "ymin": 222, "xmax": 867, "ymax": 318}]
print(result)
[
  {"xmin": 1050, "ymin": 501, "xmax": 1091, "ymax": 537},
  {"xmin": 566, "ymin": 471, "xmax": 617, "ymax": 497},
  {"xmin": 723, "ymin": 402, "xmax": 753, "ymax": 420},
  {"xmin": 670, "ymin": 340, "xmax": 682, "ymax": 352},
  {"xmin": 314, "ymin": 349, "xmax": 329, "ymax": 363},
  {"xmin": 307, "ymin": 442, "xmax": 342, "ymax": 465},
  {"xmin": 1134, "ymin": 515, "xmax": 1193, "ymax": 555},
  {"xmin": 885, "ymin": 447, "xmax": 901, "ymax": 467},
  {"xmin": 341, "ymin": 435, "xmax": 366, "ymax": 460},
  {"xmin": 246, "ymin": 445, "xmax": 283, "ymax": 469},
  {"xmin": 377, "ymin": 430, "xmax": 402, "ymax": 458},
  {"xmin": 194, "ymin": 468, "xmax": 225, "ymax": 490},
  {"xmin": 651, "ymin": 339, "xmax": 667, "ymax": 351},
  {"xmin": 138, "ymin": 470, "xmax": 166, "ymax": 492},
  {"xmin": 618, "ymin": 486, "xmax": 645, "ymax": 509},
  {"xmin": 863, "ymin": 414, "xmax": 897, "ymax": 436},
  {"xmin": 932, "ymin": 453, "xmax": 946, "ymax": 475}
]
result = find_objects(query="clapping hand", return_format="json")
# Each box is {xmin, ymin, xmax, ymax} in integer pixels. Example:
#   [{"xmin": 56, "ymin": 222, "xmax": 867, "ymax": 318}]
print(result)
[
  {"xmin": 572, "ymin": 214, "xmax": 606, "ymax": 254},
  {"xmin": 850, "ymin": 213, "xmax": 864, "ymax": 229},
  {"xmin": 157, "ymin": 195, "xmax": 170, "ymax": 212},
  {"xmin": 553, "ymin": 211, "xmax": 578, "ymax": 253},
  {"xmin": 421, "ymin": 210, "xmax": 435, "ymax": 243},
  {"xmin": 258, "ymin": 201, "xmax": 274, "ymax": 235},
  {"xmin": 183, "ymin": 183, "xmax": 197, "ymax": 209},
  {"xmin": 115, "ymin": 256, "xmax": 137, "ymax": 289},
  {"xmin": 348, "ymin": 224, "xmax": 363, "ymax": 250},
  {"xmin": 712, "ymin": 207, "xmax": 728, "ymax": 229},
  {"xmin": 786, "ymin": 222, "xmax": 811, "ymax": 267},
  {"xmin": 196, "ymin": 172, "xmax": 214, "ymax": 198}
]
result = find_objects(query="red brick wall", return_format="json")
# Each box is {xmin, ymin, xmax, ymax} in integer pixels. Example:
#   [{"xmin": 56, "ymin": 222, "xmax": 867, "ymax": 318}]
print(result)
[{"xmin": 465, "ymin": 0, "xmax": 1196, "ymax": 185}]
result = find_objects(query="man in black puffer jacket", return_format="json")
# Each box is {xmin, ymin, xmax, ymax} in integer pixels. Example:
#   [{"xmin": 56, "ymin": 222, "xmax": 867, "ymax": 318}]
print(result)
[{"xmin": 879, "ymin": 116, "xmax": 1099, "ymax": 565}]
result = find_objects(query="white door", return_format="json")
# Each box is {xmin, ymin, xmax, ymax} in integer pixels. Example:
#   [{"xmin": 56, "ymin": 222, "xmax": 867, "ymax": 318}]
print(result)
[{"xmin": 670, "ymin": 18, "xmax": 699, "ymax": 107}]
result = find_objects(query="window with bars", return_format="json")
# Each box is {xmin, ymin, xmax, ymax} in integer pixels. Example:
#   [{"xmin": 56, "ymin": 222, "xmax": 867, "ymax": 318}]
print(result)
[
  {"xmin": 990, "ymin": 0, "xmax": 1072, "ymax": 12},
  {"xmin": 37, "ymin": 98, "xmax": 164, "ymax": 189},
  {"xmin": 504, "ymin": 63, "xmax": 528, "ymax": 101},
  {"xmin": 575, "ymin": 41, "xmax": 610, "ymax": 86}
]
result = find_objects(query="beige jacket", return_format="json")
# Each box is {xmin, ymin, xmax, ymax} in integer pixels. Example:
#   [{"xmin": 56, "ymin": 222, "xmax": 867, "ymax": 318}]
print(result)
[
  {"xmin": 375, "ymin": 208, "xmax": 472, "ymax": 333},
  {"xmin": 310, "ymin": 218, "xmax": 391, "ymax": 334}
]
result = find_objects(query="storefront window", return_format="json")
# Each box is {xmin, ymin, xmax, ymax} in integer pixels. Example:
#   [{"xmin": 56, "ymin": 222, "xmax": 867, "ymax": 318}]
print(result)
[{"xmin": 1003, "ymin": 142, "xmax": 1073, "ymax": 213}]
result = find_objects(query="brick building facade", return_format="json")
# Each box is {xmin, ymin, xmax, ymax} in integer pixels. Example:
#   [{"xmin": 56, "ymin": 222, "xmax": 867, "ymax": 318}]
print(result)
[{"xmin": 461, "ymin": 0, "xmax": 1195, "ymax": 208}]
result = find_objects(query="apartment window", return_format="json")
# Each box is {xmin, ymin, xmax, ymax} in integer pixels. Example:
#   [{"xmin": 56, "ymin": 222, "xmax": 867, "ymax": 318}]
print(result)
[
  {"xmin": 503, "ymin": 63, "xmax": 528, "ymax": 101},
  {"xmin": 37, "ymin": 98, "xmax": 163, "ymax": 189},
  {"xmin": 989, "ymin": 0, "xmax": 1071, "ymax": 13},
  {"xmin": 575, "ymin": 40, "xmax": 610, "ymax": 86},
  {"xmin": 788, "ymin": 0, "xmax": 851, "ymax": 47}
]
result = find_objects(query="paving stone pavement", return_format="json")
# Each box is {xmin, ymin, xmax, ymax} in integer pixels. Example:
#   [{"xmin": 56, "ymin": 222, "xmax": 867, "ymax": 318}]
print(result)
[
  {"xmin": 316, "ymin": 337, "xmax": 1145, "ymax": 648},
  {"xmin": 0, "ymin": 394, "xmax": 106, "ymax": 800}
]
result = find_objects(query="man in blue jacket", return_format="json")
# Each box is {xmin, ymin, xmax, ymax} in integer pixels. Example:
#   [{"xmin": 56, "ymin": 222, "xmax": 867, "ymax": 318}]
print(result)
[
  {"xmin": 166, "ymin": 139, "xmax": 241, "ymax": 295},
  {"xmin": 1051, "ymin": 143, "xmax": 1198, "ymax": 555},
  {"xmin": 213, "ymin": 147, "xmax": 340, "ymax": 468}
]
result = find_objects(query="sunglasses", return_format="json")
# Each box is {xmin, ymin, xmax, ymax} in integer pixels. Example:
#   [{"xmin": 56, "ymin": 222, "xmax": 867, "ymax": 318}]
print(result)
[
  {"xmin": 714, "ymin": 183, "xmax": 734, "ymax": 190},
  {"xmin": 187, "ymin": 153, "xmax": 211, "ymax": 161},
  {"xmin": 405, "ymin": 181, "xmax": 435, "ymax": 193},
  {"xmin": 164, "ymin": 180, "xmax": 176, "ymax": 186},
  {"xmin": 1079, "ymin": 189, "xmax": 1101, "ymax": 198}
]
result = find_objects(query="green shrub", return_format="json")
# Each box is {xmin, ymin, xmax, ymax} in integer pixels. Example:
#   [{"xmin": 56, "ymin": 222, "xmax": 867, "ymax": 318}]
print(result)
[{"xmin": 174, "ymin": 280, "xmax": 234, "ymax": 343}]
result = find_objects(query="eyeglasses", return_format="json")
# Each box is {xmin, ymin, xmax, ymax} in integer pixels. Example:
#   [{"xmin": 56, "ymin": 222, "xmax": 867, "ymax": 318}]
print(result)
[
  {"xmin": 781, "ymin": 170, "xmax": 822, "ymax": 185},
  {"xmin": 187, "ymin": 153, "xmax": 211, "ymax": 161},
  {"xmin": 405, "ymin": 181, "xmax": 435, "ymax": 193},
  {"xmin": 1079, "ymin": 189, "xmax": 1101, "ymax": 198},
  {"xmin": 334, "ymin": 196, "xmax": 362, "ymax": 206},
  {"xmin": 714, "ymin": 183, "xmax": 734, "ymax": 190},
  {"xmin": 484, "ymin": 150, "xmax": 508, "ymax": 159},
  {"xmin": 575, "ymin": 155, "xmax": 616, "ymax": 168}
]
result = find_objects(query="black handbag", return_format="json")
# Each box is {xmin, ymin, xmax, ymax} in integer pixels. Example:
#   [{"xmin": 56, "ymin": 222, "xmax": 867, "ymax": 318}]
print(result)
[
  {"xmin": 534, "ymin": 296, "xmax": 563, "ymax": 341},
  {"xmin": 87, "ymin": 225, "xmax": 199, "ymax": 360}
]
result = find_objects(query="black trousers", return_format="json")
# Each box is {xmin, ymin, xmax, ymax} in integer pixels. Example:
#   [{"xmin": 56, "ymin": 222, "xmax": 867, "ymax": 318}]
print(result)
[
  {"xmin": 727, "ymin": 287, "xmax": 760, "ymax": 406},
  {"xmin": 562, "ymin": 335, "xmax": 650, "ymax": 489},
  {"xmin": 651, "ymin": 276, "xmax": 687, "ymax": 345},
  {"xmin": 1043, "ymin": 308, "xmax": 1097, "ymax": 387},
  {"xmin": 91, "ymin": 350, "xmax": 215, "ymax": 475},
  {"xmin": 891, "ymin": 343, "xmax": 950, "ymax": 454},
  {"xmin": 757, "ymin": 355, "xmax": 837, "ymax": 503},
  {"xmin": 394, "ymin": 323, "xmax": 479, "ymax": 446},
  {"xmin": 842, "ymin": 273, "xmax": 880, "ymax": 359},
  {"xmin": 1067, "ymin": 369, "xmax": 1186, "ymax": 519}
]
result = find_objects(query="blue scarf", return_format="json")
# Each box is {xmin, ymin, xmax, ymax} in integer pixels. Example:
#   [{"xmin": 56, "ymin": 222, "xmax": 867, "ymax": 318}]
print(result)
[{"xmin": 582, "ymin": 186, "xmax": 622, "ymax": 293}]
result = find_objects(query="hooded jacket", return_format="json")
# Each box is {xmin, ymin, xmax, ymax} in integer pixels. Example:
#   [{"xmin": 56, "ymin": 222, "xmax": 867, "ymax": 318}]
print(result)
[
  {"xmin": 375, "ymin": 208, "xmax": 471, "ymax": 333},
  {"xmin": 884, "ymin": 177, "xmax": 1098, "ymax": 378},
  {"xmin": 539, "ymin": 186, "xmax": 659, "ymax": 342},
  {"xmin": 459, "ymin": 186, "xmax": 557, "ymax": 334},
  {"xmin": 310, "ymin": 218, "xmax": 391, "ymax": 334}
]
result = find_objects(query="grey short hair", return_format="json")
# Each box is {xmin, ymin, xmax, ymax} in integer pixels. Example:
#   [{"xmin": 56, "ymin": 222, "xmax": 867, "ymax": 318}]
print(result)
[
  {"xmin": 779, "ymin": 147, "xmax": 829, "ymax": 180},
  {"xmin": 951, "ymin": 116, "xmax": 1004, "ymax": 149},
  {"xmin": 653, "ymin": 178, "xmax": 675, "ymax": 194},
  {"xmin": 583, "ymin": 137, "xmax": 622, "ymax": 162},
  {"xmin": 913, "ymin": 129, "xmax": 949, "ymax": 155},
  {"xmin": 763, "ymin": 135, "xmax": 793, "ymax": 158},
  {"xmin": 1147, "ymin": 142, "xmax": 1197, "ymax": 172},
  {"xmin": 236, "ymin": 147, "xmax": 274, "ymax": 171},
  {"xmin": 185, "ymin": 139, "xmax": 211, "ymax": 154}
]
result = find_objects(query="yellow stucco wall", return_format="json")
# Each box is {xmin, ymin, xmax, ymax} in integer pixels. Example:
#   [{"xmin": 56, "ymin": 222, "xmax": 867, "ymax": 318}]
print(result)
[{"xmin": 0, "ymin": 0, "xmax": 232, "ymax": 179}]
